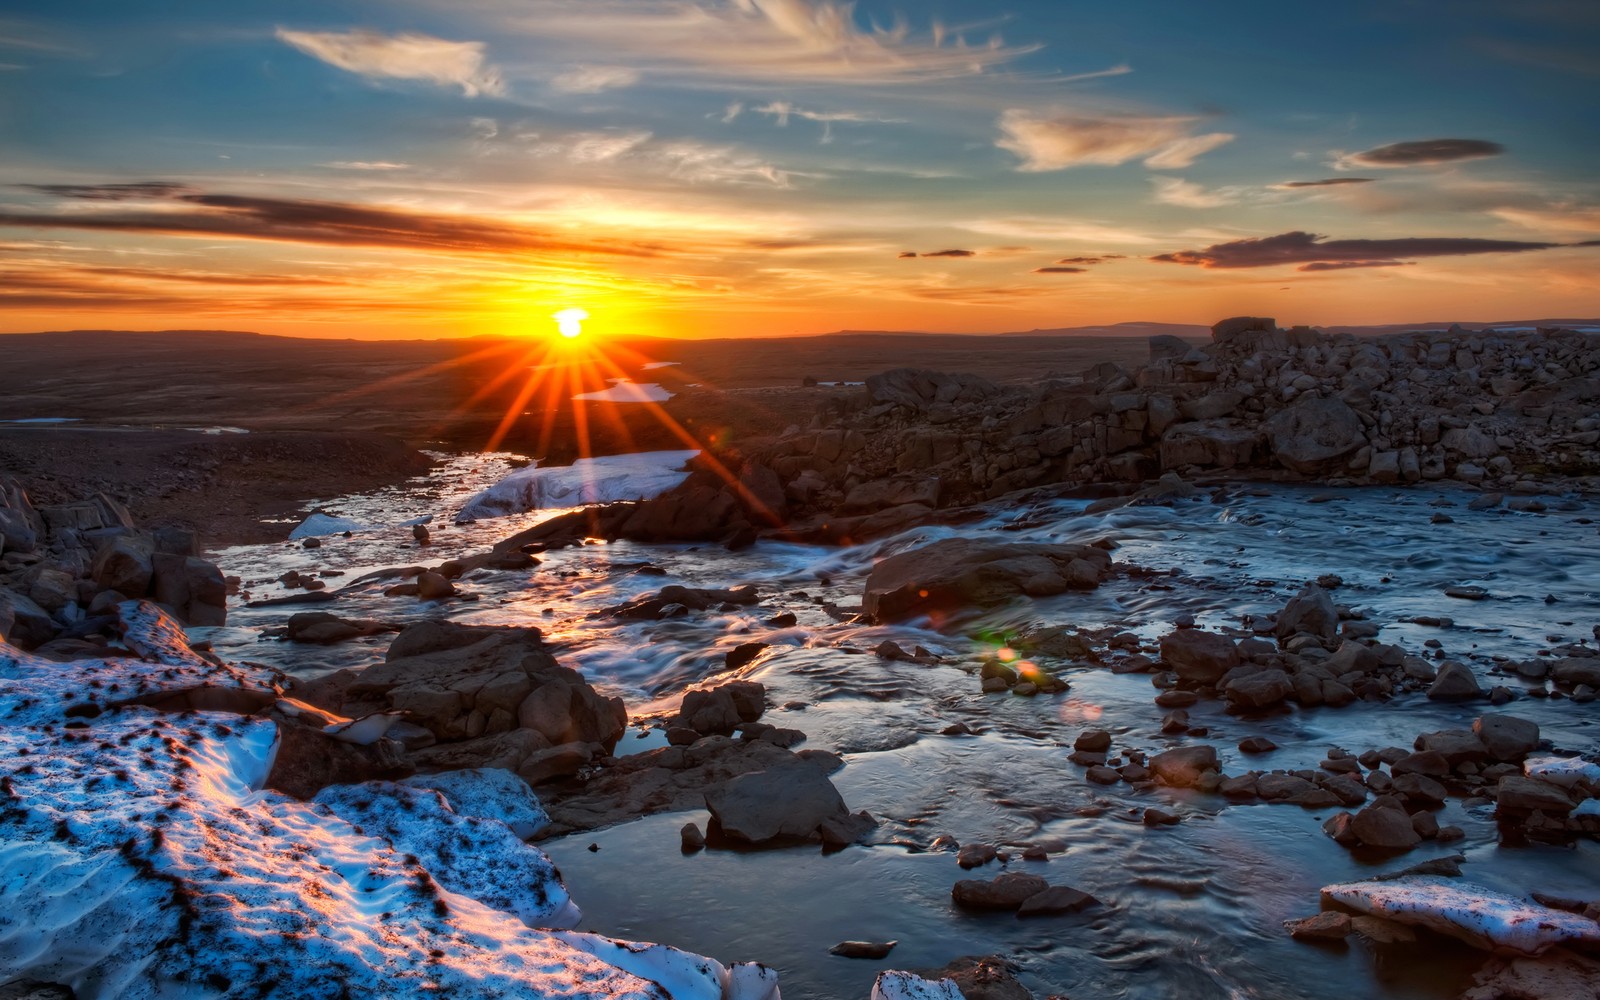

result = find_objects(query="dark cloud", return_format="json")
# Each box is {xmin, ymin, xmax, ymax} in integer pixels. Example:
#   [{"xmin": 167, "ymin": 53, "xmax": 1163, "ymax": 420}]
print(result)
[
  {"xmin": 1279, "ymin": 178, "xmax": 1375, "ymax": 188},
  {"xmin": 1152, "ymin": 230, "xmax": 1568, "ymax": 269},
  {"xmin": 1344, "ymin": 139, "xmax": 1505, "ymax": 167},
  {"xmin": 18, "ymin": 182, "xmax": 193, "ymax": 201},
  {"xmin": 0, "ymin": 184, "xmax": 668, "ymax": 258},
  {"xmin": 1297, "ymin": 260, "xmax": 1412, "ymax": 272},
  {"xmin": 898, "ymin": 251, "xmax": 918, "ymax": 258},
  {"xmin": 1055, "ymin": 254, "xmax": 1125, "ymax": 264},
  {"xmin": 922, "ymin": 249, "xmax": 975, "ymax": 257},
  {"xmin": 1033, "ymin": 266, "xmax": 1087, "ymax": 274}
]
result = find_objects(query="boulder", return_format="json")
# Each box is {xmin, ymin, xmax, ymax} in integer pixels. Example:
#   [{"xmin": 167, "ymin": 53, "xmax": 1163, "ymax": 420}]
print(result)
[
  {"xmin": 862, "ymin": 537, "xmax": 1109, "ymax": 622},
  {"xmin": 1495, "ymin": 776, "xmax": 1574, "ymax": 814},
  {"xmin": 0, "ymin": 588, "xmax": 57, "ymax": 649},
  {"xmin": 1149, "ymin": 745, "xmax": 1219, "ymax": 788},
  {"xmin": 951, "ymin": 872, "xmax": 1050, "ymax": 912},
  {"xmin": 1349, "ymin": 803, "xmax": 1421, "ymax": 850},
  {"xmin": 1159, "ymin": 629, "xmax": 1239, "ymax": 684},
  {"xmin": 1212, "ymin": 316, "xmax": 1276, "ymax": 343},
  {"xmin": 1263, "ymin": 396, "xmax": 1368, "ymax": 475},
  {"xmin": 1428, "ymin": 662, "xmax": 1482, "ymax": 701},
  {"xmin": 1159, "ymin": 420, "xmax": 1258, "ymax": 469},
  {"xmin": 704, "ymin": 759, "xmax": 849, "ymax": 843},
  {"xmin": 92, "ymin": 534, "xmax": 154, "ymax": 598},
  {"xmin": 1472, "ymin": 715, "xmax": 1539, "ymax": 762},
  {"xmin": 676, "ymin": 681, "xmax": 765, "ymax": 734},
  {"xmin": 865, "ymin": 368, "xmax": 998, "ymax": 410},
  {"xmin": 286, "ymin": 612, "xmax": 398, "ymax": 644},
  {"xmin": 1276, "ymin": 584, "xmax": 1339, "ymax": 641},
  {"xmin": 1225, "ymin": 668, "xmax": 1293, "ymax": 709}
]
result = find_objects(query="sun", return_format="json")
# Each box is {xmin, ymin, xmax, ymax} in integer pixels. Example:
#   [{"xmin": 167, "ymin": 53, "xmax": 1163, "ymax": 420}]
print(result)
[{"xmin": 553, "ymin": 307, "xmax": 589, "ymax": 339}]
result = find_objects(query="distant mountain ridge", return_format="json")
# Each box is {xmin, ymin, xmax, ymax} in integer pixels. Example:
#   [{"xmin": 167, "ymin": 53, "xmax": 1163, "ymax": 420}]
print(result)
[{"xmin": 826, "ymin": 318, "xmax": 1600, "ymax": 339}]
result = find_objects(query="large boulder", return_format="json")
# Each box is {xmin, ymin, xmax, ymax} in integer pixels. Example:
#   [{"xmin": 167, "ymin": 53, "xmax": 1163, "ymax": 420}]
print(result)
[
  {"xmin": 1473, "ymin": 715, "xmax": 1539, "ymax": 762},
  {"xmin": 863, "ymin": 537, "xmax": 1109, "ymax": 622},
  {"xmin": 92, "ymin": 534, "xmax": 154, "ymax": 598},
  {"xmin": 1276, "ymin": 584, "xmax": 1339, "ymax": 641},
  {"xmin": 1428, "ymin": 661, "xmax": 1482, "ymax": 701},
  {"xmin": 1225, "ymin": 668, "xmax": 1294, "ymax": 709},
  {"xmin": 349, "ymin": 622, "xmax": 625, "ymax": 747},
  {"xmin": 1159, "ymin": 421, "xmax": 1258, "ymax": 469},
  {"xmin": 1263, "ymin": 396, "xmax": 1368, "ymax": 475},
  {"xmin": 1150, "ymin": 745, "xmax": 1219, "ymax": 788},
  {"xmin": 0, "ymin": 587, "xmax": 57, "ymax": 649},
  {"xmin": 1212, "ymin": 316, "xmax": 1276, "ymax": 344},
  {"xmin": 704, "ymin": 759, "xmax": 849, "ymax": 843},
  {"xmin": 1159, "ymin": 629, "xmax": 1240, "ymax": 684},
  {"xmin": 676, "ymin": 681, "xmax": 765, "ymax": 734}
]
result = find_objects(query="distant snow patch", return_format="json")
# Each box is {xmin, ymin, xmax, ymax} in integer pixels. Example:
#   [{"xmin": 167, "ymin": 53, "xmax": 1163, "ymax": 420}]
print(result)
[
  {"xmin": 573, "ymin": 378, "xmax": 674, "ymax": 403},
  {"xmin": 641, "ymin": 361, "xmax": 681, "ymax": 370},
  {"xmin": 1321, "ymin": 875, "xmax": 1600, "ymax": 955},
  {"xmin": 458, "ymin": 449, "xmax": 698, "ymax": 520},
  {"xmin": 288, "ymin": 512, "xmax": 366, "ymax": 539}
]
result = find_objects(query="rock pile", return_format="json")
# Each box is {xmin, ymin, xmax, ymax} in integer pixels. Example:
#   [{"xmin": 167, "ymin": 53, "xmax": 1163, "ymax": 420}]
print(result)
[{"xmin": 0, "ymin": 476, "xmax": 228, "ymax": 653}]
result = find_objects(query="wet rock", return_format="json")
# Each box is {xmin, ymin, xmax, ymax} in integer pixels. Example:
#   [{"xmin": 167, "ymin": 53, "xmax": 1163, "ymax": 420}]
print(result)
[
  {"xmin": 831, "ymin": 940, "xmax": 898, "ymax": 959},
  {"xmin": 1143, "ymin": 807, "xmax": 1181, "ymax": 826},
  {"xmin": 957, "ymin": 843, "xmax": 998, "ymax": 869},
  {"xmin": 724, "ymin": 641, "xmax": 768, "ymax": 671},
  {"xmin": 1238, "ymin": 736, "xmax": 1278, "ymax": 754},
  {"xmin": 951, "ymin": 872, "xmax": 1050, "ymax": 912},
  {"xmin": 603, "ymin": 584, "xmax": 760, "ymax": 620},
  {"xmin": 1428, "ymin": 661, "xmax": 1482, "ymax": 701},
  {"xmin": 1276, "ymin": 584, "xmax": 1339, "ymax": 641},
  {"xmin": 862, "ymin": 537, "xmax": 1109, "ymax": 622},
  {"xmin": 416, "ymin": 571, "xmax": 455, "ymax": 601},
  {"xmin": 1225, "ymin": 668, "xmax": 1293, "ymax": 709},
  {"xmin": 285, "ymin": 612, "xmax": 398, "ymax": 644},
  {"xmin": 680, "ymin": 822, "xmax": 705, "ymax": 852},
  {"xmin": 1495, "ymin": 776, "xmax": 1574, "ymax": 814},
  {"xmin": 1349, "ymin": 802, "xmax": 1421, "ymax": 850},
  {"xmin": 704, "ymin": 759, "xmax": 850, "ymax": 843},
  {"xmin": 1158, "ymin": 628, "xmax": 1239, "ymax": 683},
  {"xmin": 677, "ymin": 681, "xmax": 766, "ymax": 734},
  {"xmin": 1351, "ymin": 915, "xmax": 1418, "ymax": 945},
  {"xmin": 92, "ymin": 535, "xmax": 153, "ymax": 598},
  {"xmin": 818, "ymin": 810, "xmax": 877, "ymax": 849},
  {"xmin": 1074, "ymin": 729, "xmax": 1112, "ymax": 753},
  {"xmin": 1017, "ymin": 885, "xmax": 1101, "ymax": 916},
  {"xmin": 1085, "ymin": 765, "xmax": 1121, "ymax": 785},
  {"xmin": 909, "ymin": 956, "xmax": 1031, "ymax": 1000},
  {"xmin": 267, "ymin": 718, "xmax": 412, "ymax": 799},
  {"xmin": 1473, "ymin": 715, "xmax": 1540, "ymax": 762},
  {"xmin": 1150, "ymin": 745, "xmax": 1219, "ymax": 788},
  {"xmin": 1286, "ymin": 911, "xmax": 1352, "ymax": 941},
  {"xmin": 1414, "ymin": 730, "xmax": 1489, "ymax": 767}
]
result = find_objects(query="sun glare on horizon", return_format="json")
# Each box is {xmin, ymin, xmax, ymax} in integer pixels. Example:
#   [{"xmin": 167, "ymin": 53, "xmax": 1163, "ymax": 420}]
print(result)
[{"xmin": 553, "ymin": 308, "xmax": 589, "ymax": 339}]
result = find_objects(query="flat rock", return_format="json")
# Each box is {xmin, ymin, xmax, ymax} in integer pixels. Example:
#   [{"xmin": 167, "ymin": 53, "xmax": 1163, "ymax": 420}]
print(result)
[{"xmin": 951, "ymin": 872, "xmax": 1050, "ymax": 911}]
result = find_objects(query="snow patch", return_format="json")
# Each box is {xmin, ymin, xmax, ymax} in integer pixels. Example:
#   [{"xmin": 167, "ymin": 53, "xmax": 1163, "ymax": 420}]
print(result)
[
  {"xmin": 573, "ymin": 379, "xmax": 674, "ymax": 403},
  {"xmin": 1525, "ymin": 755, "xmax": 1600, "ymax": 786},
  {"xmin": 288, "ymin": 512, "xmax": 366, "ymax": 539},
  {"xmin": 873, "ymin": 971, "xmax": 966, "ymax": 1000},
  {"xmin": 401, "ymin": 767, "xmax": 551, "ymax": 839},
  {"xmin": 457, "ymin": 449, "xmax": 699, "ymax": 520},
  {"xmin": 641, "ymin": 361, "xmax": 680, "ymax": 370},
  {"xmin": 1321, "ymin": 875, "xmax": 1600, "ymax": 955}
]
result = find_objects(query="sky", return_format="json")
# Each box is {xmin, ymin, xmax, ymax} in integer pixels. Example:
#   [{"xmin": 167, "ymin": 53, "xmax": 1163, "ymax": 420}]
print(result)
[{"xmin": 0, "ymin": 0, "xmax": 1596, "ymax": 340}]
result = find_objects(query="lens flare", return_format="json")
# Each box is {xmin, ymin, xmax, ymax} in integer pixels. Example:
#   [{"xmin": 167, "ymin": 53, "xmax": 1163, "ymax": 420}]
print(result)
[{"xmin": 553, "ymin": 308, "xmax": 588, "ymax": 339}]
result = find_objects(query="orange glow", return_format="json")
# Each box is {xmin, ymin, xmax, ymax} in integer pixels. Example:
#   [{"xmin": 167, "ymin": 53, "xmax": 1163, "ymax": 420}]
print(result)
[{"xmin": 553, "ymin": 308, "xmax": 588, "ymax": 339}]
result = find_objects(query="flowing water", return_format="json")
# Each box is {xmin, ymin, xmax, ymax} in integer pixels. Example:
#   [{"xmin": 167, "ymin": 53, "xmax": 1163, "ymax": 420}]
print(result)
[{"xmin": 202, "ymin": 455, "xmax": 1600, "ymax": 1000}]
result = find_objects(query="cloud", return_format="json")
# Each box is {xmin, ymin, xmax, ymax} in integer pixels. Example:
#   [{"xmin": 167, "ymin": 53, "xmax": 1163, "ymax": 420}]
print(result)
[
  {"xmin": 549, "ymin": 65, "xmax": 641, "ymax": 93},
  {"xmin": 275, "ymin": 28, "xmax": 505, "ymax": 97},
  {"xmin": 0, "ymin": 185, "xmax": 669, "ymax": 258},
  {"xmin": 1492, "ymin": 205, "xmax": 1600, "ymax": 234},
  {"xmin": 504, "ymin": 0, "xmax": 1037, "ymax": 84},
  {"xmin": 1278, "ymin": 177, "xmax": 1375, "ymax": 188},
  {"xmin": 1297, "ymin": 260, "xmax": 1411, "ymax": 272},
  {"xmin": 1152, "ymin": 230, "xmax": 1573, "ymax": 269},
  {"xmin": 922, "ymin": 249, "xmax": 974, "ymax": 258},
  {"xmin": 320, "ymin": 161, "xmax": 410, "ymax": 171},
  {"xmin": 898, "ymin": 251, "xmax": 917, "ymax": 258},
  {"xmin": 1337, "ymin": 138, "xmax": 1504, "ymax": 169},
  {"xmin": 1055, "ymin": 255, "xmax": 1123, "ymax": 264},
  {"xmin": 996, "ymin": 109, "xmax": 1233, "ymax": 171},
  {"xmin": 1151, "ymin": 177, "xmax": 1237, "ymax": 208},
  {"xmin": 1033, "ymin": 266, "xmax": 1086, "ymax": 273},
  {"xmin": 524, "ymin": 130, "xmax": 790, "ymax": 185},
  {"xmin": 19, "ymin": 182, "xmax": 191, "ymax": 201},
  {"xmin": 961, "ymin": 216, "xmax": 1156, "ymax": 244}
]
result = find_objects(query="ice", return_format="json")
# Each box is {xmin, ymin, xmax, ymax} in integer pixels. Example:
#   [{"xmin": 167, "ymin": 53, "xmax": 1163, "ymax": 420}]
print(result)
[
  {"xmin": 314, "ymin": 781, "xmax": 578, "ymax": 928},
  {"xmin": 641, "ymin": 361, "xmax": 681, "ymax": 370},
  {"xmin": 401, "ymin": 767, "xmax": 551, "ymax": 838},
  {"xmin": 288, "ymin": 512, "xmax": 366, "ymax": 539},
  {"xmin": 572, "ymin": 378, "xmax": 675, "ymax": 403},
  {"xmin": 872, "ymin": 971, "xmax": 967, "ymax": 1000},
  {"xmin": 457, "ymin": 449, "xmax": 699, "ymax": 519},
  {"xmin": 320, "ymin": 711, "xmax": 407, "ymax": 745},
  {"xmin": 1575, "ymin": 799, "xmax": 1600, "ymax": 817},
  {"xmin": 726, "ymin": 962, "xmax": 783, "ymax": 1000},
  {"xmin": 1320, "ymin": 875, "xmax": 1600, "ymax": 955},
  {"xmin": 1524, "ymin": 755, "xmax": 1600, "ymax": 786}
]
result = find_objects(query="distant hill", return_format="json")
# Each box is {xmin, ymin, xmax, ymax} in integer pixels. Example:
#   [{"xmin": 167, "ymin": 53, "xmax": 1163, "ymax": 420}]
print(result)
[{"xmin": 825, "ymin": 318, "xmax": 1600, "ymax": 339}]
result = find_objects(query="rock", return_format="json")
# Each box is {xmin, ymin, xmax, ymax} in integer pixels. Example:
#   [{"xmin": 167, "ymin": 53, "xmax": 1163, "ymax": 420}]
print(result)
[
  {"xmin": 1495, "ymin": 776, "xmax": 1574, "ymax": 814},
  {"xmin": 957, "ymin": 843, "xmax": 997, "ymax": 869},
  {"xmin": 1143, "ymin": 807, "xmax": 1181, "ymax": 826},
  {"xmin": 1286, "ymin": 911, "xmax": 1352, "ymax": 941},
  {"xmin": 1017, "ymin": 885, "xmax": 1100, "ymax": 916},
  {"xmin": 1158, "ymin": 629, "xmax": 1239, "ymax": 683},
  {"xmin": 1473, "ymin": 715, "xmax": 1540, "ymax": 762},
  {"xmin": 872, "ymin": 972, "xmax": 964, "ymax": 1000},
  {"xmin": 862, "ymin": 537, "xmax": 1109, "ymax": 622},
  {"xmin": 704, "ymin": 759, "xmax": 849, "ymax": 843},
  {"xmin": 818, "ymin": 810, "xmax": 877, "ymax": 849},
  {"xmin": 865, "ymin": 368, "xmax": 998, "ymax": 410},
  {"xmin": 1225, "ymin": 668, "xmax": 1294, "ymax": 709},
  {"xmin": 416, "ymin": 571, "xmax": 455, "ymax": 601},
  {"xmin": 831, "ymin": 940, "xmax": 898, "ymax": 959},
  {"xmin": 1428, "ymin": 661, "xmax": 1482, "ymax": 701},
  {"xmin": 266, "ymin": 718, "xmax": 412, "ymax": 799},
  {"xmin": 677, "ymin": 681, "xmax": 765, "ymax": 734},
  {"xmin": 286, "ymin": 612, "xmax": 397, "ymax": 644},
  {"xmin": 680, "ymin": 822, "xmax": 706, "ymax": 852},
  {"xmin": 908, "ymin": 957, "xmax": 1030, "ymax": 1000},
  {"xmin": 1264, "ymin": 396, "xmax": 1367, "ymax": 474},
  {"xmin": 724, "ymin": 642, "xmax": 768, "ymax": 671},
  {"xmin": 1150, "ymin": 745, "xmax": 1219, "ymax": 788},
  {"xmin": 1552, "ymin": 658, "xmax": 1600, "ymax": 688},
  {"xmin": 0, "ymin": 587, "xmax": 57, "ymax": 649},
  {"xmin": 91, "ymin": 535, "xmax": 153, "ymax": 598},
  {"xmin": 1159, "ymin": 420, "xmax": 1258, "ymax": 469},
  {"xmin": 1238, "ymin": 736, "xmax": 1278, "ymax": 754},
  {"xmin": 1212, "ymin": 316, "xmax": 1275, "ymax": 342},
  {"xmin": 1276, "ymin": 584, "xmax": 1339, "ymax": 641},
  {"xmin": 1350, "ymin": 803, "xmax": 1421, "ymax": 850},
  {"xmin": 951, "ymin": 872, "xmax": 1050, "ymax": 912},
  {"xmin": 1074, "ymin": 729, "xmax": 1112, "ymax": 753}
]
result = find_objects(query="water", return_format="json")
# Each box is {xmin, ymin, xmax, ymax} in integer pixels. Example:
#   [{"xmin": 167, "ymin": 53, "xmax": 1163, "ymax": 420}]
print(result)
[{"xmin": 205, "ymin": 456, "xmax": 1600, "ymax": 1000}]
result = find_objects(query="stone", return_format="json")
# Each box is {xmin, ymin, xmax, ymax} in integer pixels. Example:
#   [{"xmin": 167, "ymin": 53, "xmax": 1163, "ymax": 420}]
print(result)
[
  {"xmin": 677, "ymin": 681, "xmax": 765, "ymax": 734},
  {"xmin": 1238, "ymin": 736, "xmax": 1278, "ymax": 754},
  {"xmin": 1350, "ymin": 803, "xmax": 1421, "ymax": 850},
  {"xmin": 1017, "ymin": 885, "xmax": 1100, "ymax": 916},
  {"xmin": 1428, "ymin": 661, "xmax": 1482, "ymax": 701},
  {"xmin": 1159, "ymin": 420, "xmax": 1258, "ymax": 469},
  {"xmin": 92, "ymin": 535, "xmax": 153, "ymax": 598},
  {"xmin": 1472, "ymin": 715, "xmax": 1539, "ymax": 762},
  {"xmin": 680, "ymin": 822, "xmax": 705, "ymax": 852},
  {"xmin": 724, "ymin": 642, "xmax": 768, "ymax": 671},
  {"xmin": 704, "ymin": 759, "xmax": 849, "ymax": 843},
  {"xmin": 416, "ymin": 571, "xmax": 455, "ymax": 600},
  {"xmin": 1150, "ymin": 745, "xmax": 1219, "ymax": 788},
  {"xmin": 1495, "ymin": 776, "xmax": 1574, "ymax": 814},
  {"xmin": 1225, "ymin": 668, "xmax": 1294, "ymax": 709},
  {"xmin": 0, "ymin": 587, "xmax": 57, "ymax": 649},
  {"xmin": 1074, "ymin": 729, "xmax": 1112, "ymax": 753},
  {"xmin": 862, "ymin": 537, "xmax": 1109, "ymax": 622},
  {"xmin": 1286, "ymin": 911, "xmax": 1352, "ymax": 941},
  {"xmin": 1159, "ymin": 629, "xmax": 1239, "ymax": 684},
  {"xmin": 951, "ymin": 872, "xmax": 1050, "ymax": 912},
  {"xmin": 1276, "ymin": 584, "xmax": 1339, "ymax": 641},
  {"xmin": 1264, "ymin": 396, "xmax": 1368, "ymax": 474}
]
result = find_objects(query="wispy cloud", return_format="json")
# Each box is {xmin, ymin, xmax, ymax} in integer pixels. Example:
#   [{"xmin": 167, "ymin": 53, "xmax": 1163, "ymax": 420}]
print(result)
[
  {"xmin": 1033, "ymin": 266, "xmax": 1086, "ymax": 273},
  {"xmin": 1277, "ymin": 177, "xmax": 1374, "ymax": 188},
  {"xmin": 996, "ymin": 109, "xmax": 1233, "ymax": 171},
  {"xmin": 275, "ymin": 28, "xmax": 505, "ymax": 97},
  {"xmin": 1151, "ymin": 177, "xmax": 1238, "ymax": 208},
  {"xmin": 320, "ymin": 160, "xmax": 411, "ymax": 171},
  {"xmin": 961, "ymin": 216, "xmax": 1157, "ymax": 245},
  {"xmin": 495, "ymin": 0, "xmax": 1037, "ymax": 84},
  {"xmin": 1491, "ymin": 204, "xmax": 1600, "ymax": 234},
  {"xmin": 549, "ymin": 65, "xmax": 640, "ymax": 93},
  {"xmin": 1152, "ymin": 230, "xmax": 1576, "ymax": 269},
  {"xmin": 1335, "ymin": 138, "xmax": 1504, "ymax": 170}
]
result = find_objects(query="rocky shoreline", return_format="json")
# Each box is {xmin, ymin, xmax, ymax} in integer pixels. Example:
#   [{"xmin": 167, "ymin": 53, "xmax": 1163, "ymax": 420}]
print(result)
[{"xmin": 3, "ymin": 317, "xmax": 1599, "ymax": 999}]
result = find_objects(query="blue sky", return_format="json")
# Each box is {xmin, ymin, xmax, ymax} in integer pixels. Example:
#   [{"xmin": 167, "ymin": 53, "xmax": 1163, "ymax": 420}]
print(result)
[{"xmin": 1, "ymin": 0, "xmax": 1595, "ymax": 338}]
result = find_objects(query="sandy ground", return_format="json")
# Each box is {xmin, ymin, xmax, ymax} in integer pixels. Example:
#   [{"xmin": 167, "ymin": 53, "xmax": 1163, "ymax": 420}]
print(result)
[{"xmin": 0, "ymin": 330, "xmax": 1162, "ymax": 545}]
